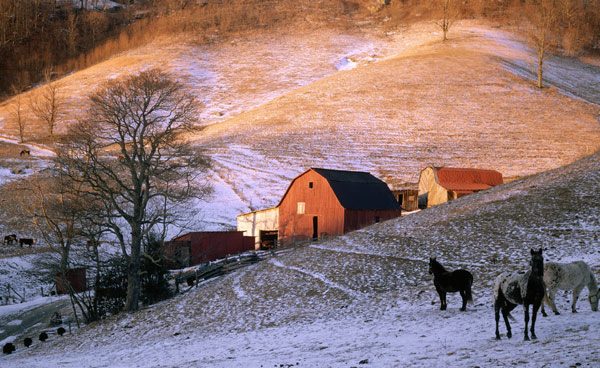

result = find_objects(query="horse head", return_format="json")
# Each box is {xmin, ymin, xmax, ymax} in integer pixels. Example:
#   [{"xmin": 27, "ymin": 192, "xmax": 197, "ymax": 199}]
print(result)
[
  {"xmin": 530, "ymin": 248, "xmax": 544, "ymax": 277},
  {"xmin": 428, "ymin": 257, "xmax": 436, "ymax": 275}
]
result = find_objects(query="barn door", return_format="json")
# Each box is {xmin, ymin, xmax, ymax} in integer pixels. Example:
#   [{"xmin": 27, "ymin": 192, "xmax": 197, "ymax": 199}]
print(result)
[{"xmin": 312, "ymin": 216, "xmax": 318, "ymax": 241}]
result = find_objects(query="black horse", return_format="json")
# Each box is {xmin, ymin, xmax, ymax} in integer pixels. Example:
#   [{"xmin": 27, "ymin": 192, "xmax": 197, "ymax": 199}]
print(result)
[
  {"xmin": 494, "ymin": 248, "xmax": 545, "ymax": 341},
  {"xmin": 428, "ymin": 257, "xmax": 473, "ymax": 311}
]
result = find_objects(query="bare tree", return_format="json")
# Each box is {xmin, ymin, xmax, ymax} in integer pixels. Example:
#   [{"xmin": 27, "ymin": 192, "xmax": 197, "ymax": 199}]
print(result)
[
  {"xmin": 65, "ymin": 11, "xmax": 79, "ymax": 58},
  {"xmin": 10, "ymin": 82, "xmax": 26, "ymax": 143},
  {"xmin": 525, "ymin": 0, "xmax": 558, "ymax": 89},
  {"xmin": 436, "ymin": 0, "xmax": 457, "ymax": 41},
  {"xmin": 58, "ymin": 68, "xmax": 212, "ymax": 312},
  {"xmin": 30, "ymin": 68, "xmax": 63, "ymax": 138}
]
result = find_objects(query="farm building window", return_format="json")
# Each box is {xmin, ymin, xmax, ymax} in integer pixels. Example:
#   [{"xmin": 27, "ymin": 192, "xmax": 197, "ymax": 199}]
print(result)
[
  {"xmin": 297, "ymin": 202, "xmax": 305, "ymax": 214},
  {"xmin": 309, "ymin": 182, "xmax": 314, "ymax": 188}
]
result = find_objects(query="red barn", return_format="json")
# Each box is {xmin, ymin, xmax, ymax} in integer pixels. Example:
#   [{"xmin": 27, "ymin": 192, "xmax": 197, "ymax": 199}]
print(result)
[
  {"xmin": 277, "ymin": 168, "xmax": 402, "ymax": 245},
  {"xmin": 165, "ymin": 231, "xmax": 255, "ymax": 269}
]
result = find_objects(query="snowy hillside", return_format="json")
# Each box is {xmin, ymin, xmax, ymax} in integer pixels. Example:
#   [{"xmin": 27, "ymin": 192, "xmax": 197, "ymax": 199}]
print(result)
[
  {"xmin": 2, "ymin": 141, "xmax": 600, "ymax": 368},
  {"xmin": 1, "ymin": 15, "xmax": 600, "ymax": 367},
  {"xmin": 0, "ymin": 20, "xmax": 599, "ymax": 230}
]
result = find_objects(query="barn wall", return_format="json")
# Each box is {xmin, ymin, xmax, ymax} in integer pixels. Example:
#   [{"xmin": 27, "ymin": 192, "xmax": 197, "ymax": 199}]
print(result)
[
  {"xmin": 188, "ymin": 232, "xmax": 254, "ymax": 264},
  {"xmin": 56, "ymin": 268, "xmax": 87, "ymax": 294},
  {"xmin": 237, "ymin": 207, "xmax": 279, "ymax": 249},
  {"xmin": 278, "ymin": 170, "xmax": 345, "ymax": 244},
  {"xmin": 164, "ymin": 240, "xmax": 191, "ymax": 269},
  {"xmin": 418, "ymin": 167, "xmax": 448, "ymax": 207},
  {"xmin": 344, "ymin": 209, "xmax": 402, "ymax": 233},
  {"xmin": 427, "ymin": 182, "xmax": 449, "ymax": 207}
]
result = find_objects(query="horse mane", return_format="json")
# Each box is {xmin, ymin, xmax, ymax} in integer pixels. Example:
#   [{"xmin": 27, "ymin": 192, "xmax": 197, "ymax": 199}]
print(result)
[{"xmin": 430, "ymin": 257, "xmax": 447, "ymax": 273}]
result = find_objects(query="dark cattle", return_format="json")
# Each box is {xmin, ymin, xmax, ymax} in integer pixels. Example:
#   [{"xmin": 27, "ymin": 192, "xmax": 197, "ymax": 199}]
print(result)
[
  {"xmin": 3, "ymin": 342, "xmax": 15, "ymax": 354},
  {"xmin": 4, "ymin": 234, "xmax": 17, "ymax": 245},
  {"xmin": 39, "ymin": 332, "xmax": 48, "ymax": 342},
  {"xmin": 19, "ymin": 149, "xmax": 30, "ymax": 156},
  {"xmin": 23, "ymin": 337, "xmax": 32, "ymax": 347},
  {"xmin": 57, "ymin": 327, "xmax": 66, "ymax": 336},
  {"xmin": 19, "ymin": 238, "xmax": 35, "ymax": 248}
]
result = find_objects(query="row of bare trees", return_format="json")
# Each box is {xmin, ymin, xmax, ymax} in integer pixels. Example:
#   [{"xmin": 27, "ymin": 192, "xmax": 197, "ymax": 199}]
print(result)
[
  {"xmin": 431, "ymin": 0, "xmax": 600, "ymax": 88},
  {"xmin": 0, "ymin": 0, "xmax": 136, "ymax": 97},
  {"xmin": 8, "ymin": 68, "xmax": 63, "ymax": 142},
  {"xmin": 12, "ymin": 69, "xmax": 212, "ymax": 316}
]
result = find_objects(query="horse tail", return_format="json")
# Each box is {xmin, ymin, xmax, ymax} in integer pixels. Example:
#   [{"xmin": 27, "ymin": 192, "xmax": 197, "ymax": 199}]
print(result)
[{"xmin": 466, "ymin": 272, "xmax": 474, "ymax": 305}]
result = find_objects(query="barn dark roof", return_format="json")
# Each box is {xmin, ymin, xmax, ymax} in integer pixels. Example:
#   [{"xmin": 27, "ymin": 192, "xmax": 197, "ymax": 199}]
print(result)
[{"xmin": 311, "ymin": 168, "xmax": 401, "ymax": 210}]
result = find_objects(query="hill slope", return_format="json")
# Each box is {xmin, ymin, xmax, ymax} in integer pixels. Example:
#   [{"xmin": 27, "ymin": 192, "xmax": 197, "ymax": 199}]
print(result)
[
  {"xmin": 3, "ymin": 136, "xmax": 600, "ymax": 368},
  {"xmin": 1, "ymin": 21, "xmax": 599, "ymax": 230}
]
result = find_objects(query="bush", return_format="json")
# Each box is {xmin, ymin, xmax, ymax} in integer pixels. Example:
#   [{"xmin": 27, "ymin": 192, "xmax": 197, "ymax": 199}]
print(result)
[
  {"xmin": 95, "ymin": 256, "xmax": 129, "ymax": 318},
  {"xmin": 139, "ymin": 233, "xmax": 173, "ymax": 306}
]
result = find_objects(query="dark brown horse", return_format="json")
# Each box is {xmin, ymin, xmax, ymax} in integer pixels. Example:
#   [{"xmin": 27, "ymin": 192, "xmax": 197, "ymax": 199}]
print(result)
[
  {"xmin": 428, "ymin": 257, "xmax": 473, "ymax": 311},
  {"xmin": 494, "ymin": 248, "xmax": 545, "ymax": 341}
]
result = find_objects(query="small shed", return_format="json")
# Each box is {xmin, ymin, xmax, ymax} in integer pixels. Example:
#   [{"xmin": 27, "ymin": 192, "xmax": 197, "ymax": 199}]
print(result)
[
  {"xmin": 277, "ymin": 168, "xmax": 402, "ymax": 245},
  {"xmin": 56, "ymin": 268, "xmax": 87, "ymax": 295},
  {"xmin": 164, "ymin": 231, "xmax": 255, "ymax": 269},
  {"xmin": 237, "ymin": 207, "xmax": 279, "ymax": 249},
  {"xmin": 392, "ymin": 189, "xmax": 419, "ymax": 212},
  {"xmin": 418, "ymin": 166, "xmax": 503, "ymax": 208}
]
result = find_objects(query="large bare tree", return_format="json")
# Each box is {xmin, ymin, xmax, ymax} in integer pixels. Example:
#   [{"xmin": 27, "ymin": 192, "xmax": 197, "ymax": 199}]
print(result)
[{"xmin": 58, "ymin": 68, "xmax": 212, "ymax": 312}]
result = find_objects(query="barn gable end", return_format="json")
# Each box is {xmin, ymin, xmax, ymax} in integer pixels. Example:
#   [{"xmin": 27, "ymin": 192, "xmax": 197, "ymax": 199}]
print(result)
[{"xmin": 278, "ymin": 168, "xmax": 402, "ymax": 245}]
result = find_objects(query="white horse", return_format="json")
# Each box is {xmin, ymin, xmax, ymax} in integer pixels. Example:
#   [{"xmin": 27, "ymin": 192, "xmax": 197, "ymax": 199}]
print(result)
[{"xmin": 542, "ymin": 261, "xmax": 599, "ymax": 315}]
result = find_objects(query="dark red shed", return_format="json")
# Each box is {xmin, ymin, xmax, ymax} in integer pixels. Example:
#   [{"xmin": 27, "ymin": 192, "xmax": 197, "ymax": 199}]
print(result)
[
  {"xmin": 165, "ymin": 231, "xmax": 255, "ymax": 269},
  {"xmin": 277, "ymin": 168, "xmax": 402, "ymax": 245},
  {"xmin": 56, "ymin": 268, "xmax": 87, "ymax": 294}
]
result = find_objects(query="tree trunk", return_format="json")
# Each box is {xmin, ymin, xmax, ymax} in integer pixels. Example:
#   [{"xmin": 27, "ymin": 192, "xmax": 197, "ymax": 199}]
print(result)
[
  {"xmin": 537, "ymin": 57, "xmax": 543, "ymax": 89},
  {"xmin": 125, "ymin": 226, "xmax": 142, "ymax": 312}
]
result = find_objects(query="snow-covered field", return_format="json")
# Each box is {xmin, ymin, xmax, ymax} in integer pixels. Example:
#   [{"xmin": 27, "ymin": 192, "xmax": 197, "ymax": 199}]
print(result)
[
  {"xmin": 1, "ymin": 16, "xmax": 600, "ymax": 367},
  {"xmin": 2, "ymin": 147, "xmax": 600, "ymax": 367}
]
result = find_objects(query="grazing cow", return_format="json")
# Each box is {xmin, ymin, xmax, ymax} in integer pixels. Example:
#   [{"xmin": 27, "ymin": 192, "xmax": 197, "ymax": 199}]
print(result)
[
  {"xmin": 4, "ymin": 234, "xmax": 17, "ymax": 245},
  {"xmin": 19, "ymin": 238, "xmax": 35, "ymax": 248},
  {"xmin": 19, "ymin": 149, "xmax": 30, "ymax": 156}
]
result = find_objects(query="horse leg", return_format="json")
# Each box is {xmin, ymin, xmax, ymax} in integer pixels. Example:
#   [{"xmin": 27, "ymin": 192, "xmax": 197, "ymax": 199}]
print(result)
[
  {"xmin": 440, "ymin": 291, "xmax": 447, "ymax": 310},
  {"xmin": 494, "ymin": 298, "xmax": 502, "ymax": 340},
  {"xmin": 502, "ymin": 307, "xmax": 512, "ymax": 339},
  {"xmin": 523, "ymin": 304, "xmax": 530, "ymax": 341},
  {"xmin": 571, "ymin": 284, "xmax": 585, "ymax": 313},
  {"xmin": 459, "ymin": 290, "xmax": 467, "ymax": 311},
  {"xmin": 530, "ymin": 302, "xmax": 541, "ymax": 340},
  {"xmin": 546, "ymin": 288, "xmax": 560, "ymax": 315}
]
